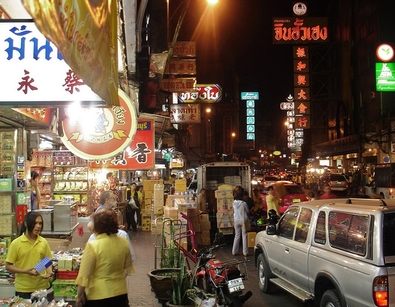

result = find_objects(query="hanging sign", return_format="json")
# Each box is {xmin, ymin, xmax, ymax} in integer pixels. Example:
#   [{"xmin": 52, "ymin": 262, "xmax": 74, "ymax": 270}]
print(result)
[
  {"xmin": 170, "ymin": 104, "xmax": 201, "ymax": 124},
  {"xmin": 89, "ymin": 118, "xmax": 155, "ymax": 170},
  {"xmin": 0, "ymin": 21, "xmax": 104, "ymax": 106},
  {"xmin": 178, "ymin": 84, "xmax": 222, "ymax": 103},
  {"xmin": 61, "ymin": 89, "xmax": 138, "ymax": 160}
]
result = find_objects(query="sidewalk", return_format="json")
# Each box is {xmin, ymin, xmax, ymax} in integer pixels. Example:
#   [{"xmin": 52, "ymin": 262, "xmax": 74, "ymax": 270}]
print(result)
[{"xmin": 126, "ymin": 229, "xmax": 162, "ymax": 307}]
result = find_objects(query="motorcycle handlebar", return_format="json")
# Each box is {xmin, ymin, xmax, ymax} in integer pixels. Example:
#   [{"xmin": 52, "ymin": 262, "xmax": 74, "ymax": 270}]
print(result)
[{"xmin": 198, "ymin": 243, "xmax": 227, "ymax": 258}]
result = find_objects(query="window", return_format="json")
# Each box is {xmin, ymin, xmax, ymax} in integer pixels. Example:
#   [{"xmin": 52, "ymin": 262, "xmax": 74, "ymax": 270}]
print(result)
[
  {"xmin": 295, "ymin": 208, "xmax": 312, "ymax": 243},
  {"xmin": 314, "ymin": 211, "xmax": 326, "ymax": 244},
  {"xmin": 328, "ymin": 211, "xmax": 369, "ymax": 256},
  {"xmin": 383, "ymin": 212, "xmax": 395, "ymax": 257},
  {"xmin": 278, "ymin": 206, "xmax": 299, "ymax": 239}
]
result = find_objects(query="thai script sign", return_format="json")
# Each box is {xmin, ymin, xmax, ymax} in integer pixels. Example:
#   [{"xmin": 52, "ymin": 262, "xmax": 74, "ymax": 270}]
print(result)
[
  {"xmin": 178, "ymin": 84, "xmax": 222, "ymax": 103},
  {"xmin": 169, "ymin": 41, "xmax": 196, "ymax": 57},
  {"xmin": 61, "ymin": 89, "xmax": 137, "ymax": 160},
  {"xmin": 0, "ymin": 21, "xmax": 103, "ymax": 106},
  {"xmin": 273, "ymin": 17, "xmax": 328, "ymax": 44},
  {"xmin": 160, "ymin": 78, "xmax": 196, "ymax": 92},
  {"xmin": 170, "ymin": 104, "xmax": 201, "ymax": 124},
  {"xmin": 241, "ymin": 92, "xmax": 259, "ymax": 100}
]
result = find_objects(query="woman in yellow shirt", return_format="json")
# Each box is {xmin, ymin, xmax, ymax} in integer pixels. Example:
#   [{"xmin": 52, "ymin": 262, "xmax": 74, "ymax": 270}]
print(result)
[
  {"xmin": 266, "ymin": 186, "xmax": 280, "ymax": 217},
  {"xmin": 75, "ymin": 209, "xmax": 134, "ymax": 307}
]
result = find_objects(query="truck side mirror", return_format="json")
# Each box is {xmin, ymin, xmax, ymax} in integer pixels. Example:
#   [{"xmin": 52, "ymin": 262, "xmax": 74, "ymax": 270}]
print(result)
[{"xmin": 266, "ymin": 224, "xmax": 276, "ymax": 235}]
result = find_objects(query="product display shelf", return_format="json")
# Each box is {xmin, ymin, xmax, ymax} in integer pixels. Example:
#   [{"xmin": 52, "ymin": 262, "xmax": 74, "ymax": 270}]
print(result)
[
  {"xmin": 31, "ymin": 166, "xmax": 52, "ymax": 202},
  {"xmin": 52, "ymin": 165, "xmax": 89, "ymax": 206}
]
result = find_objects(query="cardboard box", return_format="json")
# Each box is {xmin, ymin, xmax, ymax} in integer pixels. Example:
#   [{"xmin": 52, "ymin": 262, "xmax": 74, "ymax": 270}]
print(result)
[
  {"xmin": 248, "ymin": 232, "xmax": 257, "ymax": 248},
  {"xmin": 215, "ymin": 189, "xmax": 233, "ymax": 198},
  {"xmin": 200, "ymin": 221, "xmax": 211, "ymax": 230},
  {"xmin": 198, "ymin": 214, "xmax": 209, "ymax": 222}
]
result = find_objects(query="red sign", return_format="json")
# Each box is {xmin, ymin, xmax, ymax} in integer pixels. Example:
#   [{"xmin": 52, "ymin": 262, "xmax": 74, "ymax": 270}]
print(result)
[
  {"xmin": 165, "ymin": 59, "xmax": 197, "ymax": 75},
  {"xmin": 178, "ymin": 84, "xmax": 222, "ymax": 103},
  {"xmin": 160, "ymin": 78, "xmax": 196, "ymax": 92},
  {"xmin": 61, "ymin": 89, "xmax": 138, "ymax": 160},
  {"xmin": 273, "ymin": 17, "xmax": 328, "ymax": 44},
  {"xmin": 16, "ymin": 205, "xmax": 28, "ymax": 226},
  {"xmin": 13, "ymin": 108, "xmax": 53, "ymax": 125},
  {"xmin": 295, "ymin": 101, "xmax": 310, "ymax": 115},
  {"xmin": 89, "ymin": 118, "xmax": 155, "ymax": 170}
]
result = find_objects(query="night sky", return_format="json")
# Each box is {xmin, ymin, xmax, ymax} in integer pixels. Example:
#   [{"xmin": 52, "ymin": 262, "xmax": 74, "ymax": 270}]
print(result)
[{"xmin": 176, "ymin": 0, "xmax": 330, "ymax": 149}]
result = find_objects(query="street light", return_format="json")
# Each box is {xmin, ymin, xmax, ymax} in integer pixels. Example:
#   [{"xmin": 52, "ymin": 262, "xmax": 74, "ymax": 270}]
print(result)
[{"xmin": 167, "ymin": 0, "xmax": 218, "ymax": 44}]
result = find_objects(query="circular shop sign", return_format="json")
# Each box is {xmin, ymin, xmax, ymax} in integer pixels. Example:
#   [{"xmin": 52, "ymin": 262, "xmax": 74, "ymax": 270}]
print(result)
[
  {"xmin": 293, "ymin": 2, "xmax": 307, "ymax": 16},
  {"xmin": 376, "ymin": 43, "xmax": 394, "ymax": 62},
  {"xmin": 61, "ymin": 89, "xmax": 138, "ymax": 160}
]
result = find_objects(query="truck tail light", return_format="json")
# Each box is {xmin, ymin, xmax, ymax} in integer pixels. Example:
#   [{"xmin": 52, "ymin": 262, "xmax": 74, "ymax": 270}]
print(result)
[
  {"xmin": 389, "ymin": 188, "xmax": 393, "ymax": 196},
  {"xmin": 373, "ymin": 276, "xmax": 388, "ymax": 307}
]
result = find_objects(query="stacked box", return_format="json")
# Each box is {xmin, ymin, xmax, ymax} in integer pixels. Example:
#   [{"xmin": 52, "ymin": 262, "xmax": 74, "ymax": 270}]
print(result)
[
  {"xmin": 224, "ymin": 176, "xmax": 241, "ymax": 186},
  {"xmin": 174, "ymin": 179, "xmax": 187, "ymax": 193},
  {"xmin": 206, "ymin": 180, "xmax": 218, "ymax": 190},
  {"xmin": 215, "ymin": 189, "xmax": 234, "ymax": 236},
  {"xmin": 142, "ymin": 215, "xmax": 151, "ymax": 231},
  {"xmin": 164, "ymin": 207, "xmax": 179, "ymax": 220}
]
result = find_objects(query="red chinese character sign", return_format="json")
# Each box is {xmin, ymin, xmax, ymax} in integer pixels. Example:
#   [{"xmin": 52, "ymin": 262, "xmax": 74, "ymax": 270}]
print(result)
[
  {"xmin": 89, "ymin": 118, "xmax": 155, "ymax": 170},
  {"xmin": 61, "ymin": 89, "xmax": 138, "ymax": 160}
]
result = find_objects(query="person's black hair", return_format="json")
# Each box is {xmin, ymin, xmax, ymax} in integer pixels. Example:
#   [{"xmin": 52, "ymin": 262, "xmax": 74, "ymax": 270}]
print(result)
[
  {"xmin": 31, "ymin": 170, "xmax": 40, "ymax": 180},
  {"xmin": 234, "ymin": 188, "xmax": 244, "ymax": 200},
  {"xmin": 19, "ymin": 211, "xmax": 43, "ymax": 236}
]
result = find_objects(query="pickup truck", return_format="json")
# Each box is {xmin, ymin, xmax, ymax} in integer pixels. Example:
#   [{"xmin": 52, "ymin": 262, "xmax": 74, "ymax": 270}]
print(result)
[{"xmin": 254, "ymin": 198, "xmax": 395, "ymax": 307}]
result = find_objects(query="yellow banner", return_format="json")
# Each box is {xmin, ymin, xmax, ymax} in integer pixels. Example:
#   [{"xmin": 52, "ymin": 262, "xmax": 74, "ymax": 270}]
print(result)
[{"xmin": 22, "ymin": 0, "xmax": 119, "ymax": 106}]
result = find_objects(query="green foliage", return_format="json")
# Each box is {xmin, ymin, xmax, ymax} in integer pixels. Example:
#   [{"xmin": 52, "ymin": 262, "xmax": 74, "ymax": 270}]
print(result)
[
  {"xmin": 160, "ymin": 220, "xmax": 183, "ymax": 269},
  {"xmin": 170, "ymin": 259, "xmax": 194, "ymax": 305}
]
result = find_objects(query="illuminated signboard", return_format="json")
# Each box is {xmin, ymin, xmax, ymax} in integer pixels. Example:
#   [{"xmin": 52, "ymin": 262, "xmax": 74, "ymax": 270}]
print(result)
[
  {"xmin": 272, "ymin": 17, "xmax": 328, "ymax": 44},
  {"xmin": 376, "ymin": 63, "xmax": 395, "ymax": 92},
  {"xmin": 0, "ymin": 21, "xmax": 104, "ymax": 106}
]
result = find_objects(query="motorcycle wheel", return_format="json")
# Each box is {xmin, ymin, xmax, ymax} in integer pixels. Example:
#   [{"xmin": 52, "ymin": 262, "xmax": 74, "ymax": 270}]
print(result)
[
  {"xmin": 229, "ymin": 295, "xmax": 242, "ymax": 307},
  {"xmin": 257, "ymin": 253, "xmax": 274, "ymax": 293}
]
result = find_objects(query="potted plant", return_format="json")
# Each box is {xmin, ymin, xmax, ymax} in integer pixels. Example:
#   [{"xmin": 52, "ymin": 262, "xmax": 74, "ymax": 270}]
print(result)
[
  {"xmin": 166, "ymin": 257, "xmax": 194, "ymax": 307},
  {"xmin": 148, "ymin": 218, "xmax": 191, "ymax": 306}
]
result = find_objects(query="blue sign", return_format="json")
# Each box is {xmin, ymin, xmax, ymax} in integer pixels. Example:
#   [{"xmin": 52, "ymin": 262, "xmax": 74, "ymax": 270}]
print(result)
[
  {"xmin": 241, "ymin": 92, "xmax": 259, "ymax": 100},
  {"xmin": 247, "ymin": 133, "xmax": 255, "ymax": 140},
  {"xmin": 246, "ymin": 100, "xmax": 255, "ymax": 108}
]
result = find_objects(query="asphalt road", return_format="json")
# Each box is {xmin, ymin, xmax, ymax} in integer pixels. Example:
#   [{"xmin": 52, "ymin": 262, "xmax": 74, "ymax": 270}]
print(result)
[{"xmin": 214, "ymin": 238, "xmax": 314, "ymax": 307}]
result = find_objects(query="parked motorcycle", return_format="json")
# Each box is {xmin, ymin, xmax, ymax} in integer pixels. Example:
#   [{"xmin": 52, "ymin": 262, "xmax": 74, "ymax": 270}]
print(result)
[{"xmin": 194, "ymin": 242, "xmax": 252, "ymax": 307}]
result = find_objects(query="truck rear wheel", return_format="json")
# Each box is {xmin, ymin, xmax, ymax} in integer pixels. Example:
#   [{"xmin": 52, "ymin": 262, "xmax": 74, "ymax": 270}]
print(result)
[
  {"xmin": 257, "ymin": 253, "xmax": 273, "ymax": 293},
  {"xmin": 320, "ymin": 289, "xmax": 342, "ymax": 307}
]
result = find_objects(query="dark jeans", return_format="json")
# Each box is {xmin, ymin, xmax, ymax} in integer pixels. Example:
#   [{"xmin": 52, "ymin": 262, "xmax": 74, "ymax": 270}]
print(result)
[
  {"xmin": 84, "ymin": 293, "xmax": 129, "ymax": 307},
  {"xmin": 127, "ymin": 208, "xmax": 140, "ymax": 230},
  {"xmin": 15, "ymin": 291, "xmax": 32, "ymax": 299}
]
